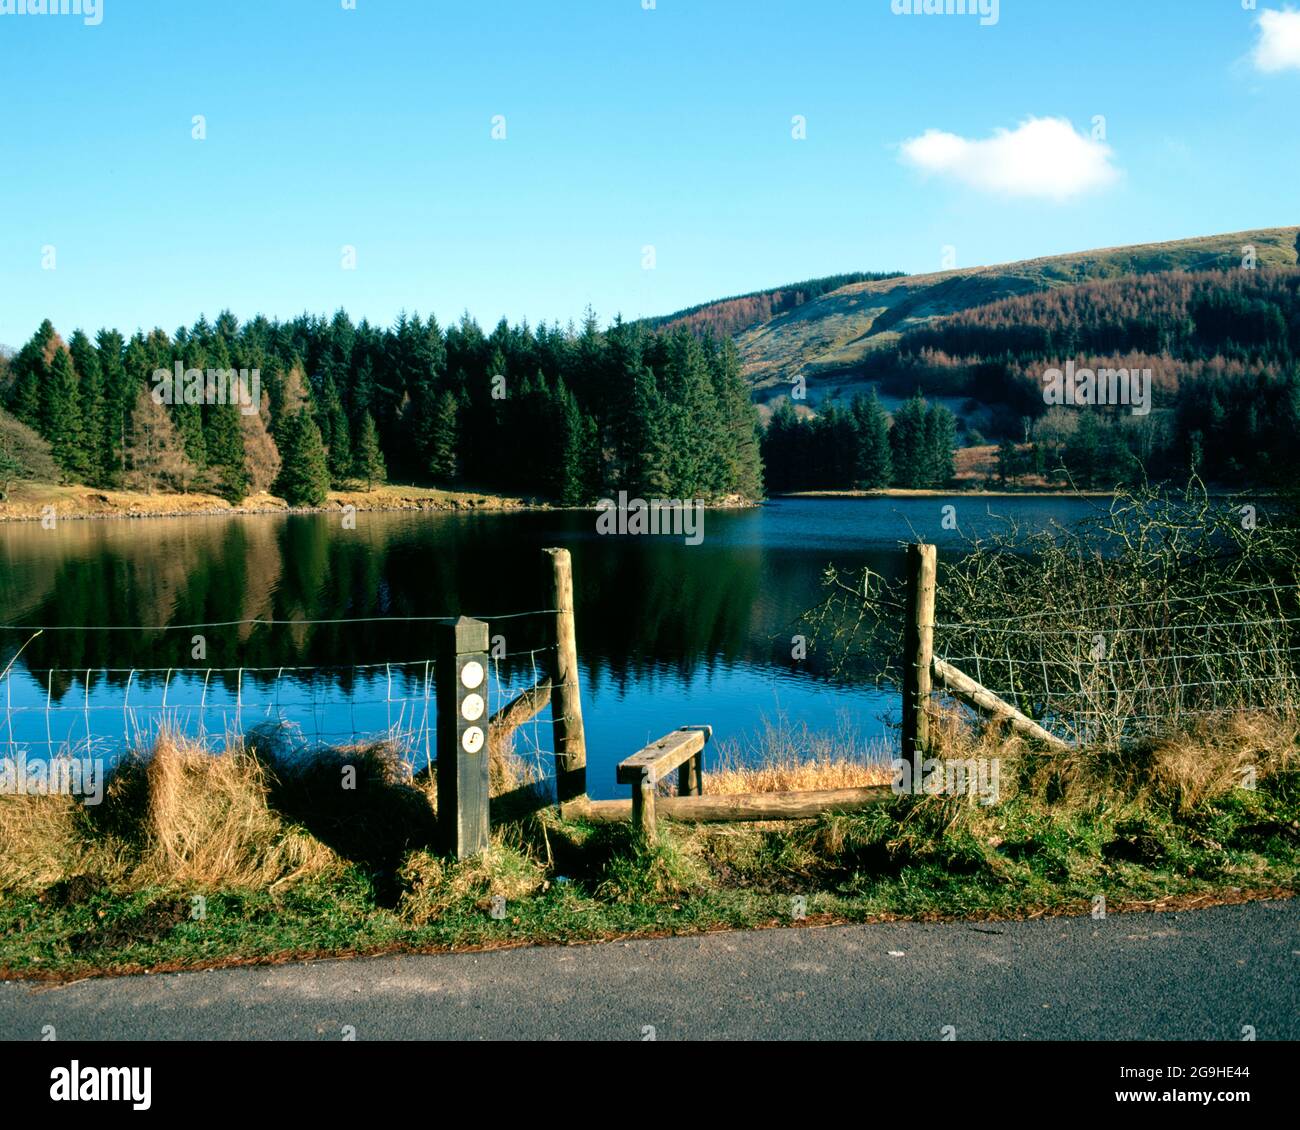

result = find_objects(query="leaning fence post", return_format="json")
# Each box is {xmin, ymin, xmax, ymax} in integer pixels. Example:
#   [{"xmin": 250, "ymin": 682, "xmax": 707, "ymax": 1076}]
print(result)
[
  {"xmin": 437, "ymin": 616, "xmax": 491, "ymax": 859},
  {"xmin": 903, "ymin": 542, "xmax": 938, "ymax": 784},
  {"xmin": 543, "ymin": 547, "xmax": 587, "ymax": 802}
]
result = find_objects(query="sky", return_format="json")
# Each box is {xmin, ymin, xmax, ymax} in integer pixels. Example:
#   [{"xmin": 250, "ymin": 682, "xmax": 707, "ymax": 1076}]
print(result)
[{"xmin": 1, "ymin": 0, "xmax": 1298, "ymax": 348}]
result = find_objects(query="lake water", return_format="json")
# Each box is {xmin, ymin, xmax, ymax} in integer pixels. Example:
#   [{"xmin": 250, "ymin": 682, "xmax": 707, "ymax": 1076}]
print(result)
[{"xmin": 0, "ymin": 496, "xmax": 1106, "ymax": 799}]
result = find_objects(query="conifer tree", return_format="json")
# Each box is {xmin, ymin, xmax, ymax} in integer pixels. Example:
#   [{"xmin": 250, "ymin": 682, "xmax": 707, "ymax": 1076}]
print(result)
[
  {"xmin": 761, "ymin": 400, "xmax": 804, "ymax": 493},
  {"xmin": 97, "ymin": 329, "xmax": 131, "ymax": 485},
  {"xmin": 851, "ymin": 390, "xmax": 892, "ymax": 489},
  {"xmin": 427, "ymin": 390, "xmax": 459, "ymax": 483},
  {"xmin": 68, "ymin": 330, "xmax": 107, "ymax": 485},
  {"xmin": 924, "ymin": 403, "xmax": 956, "ymax": 486},
  {"xmin": 326, "ymin": 397, "xmax": 352, "ymax": 486},
  {"xmin": 890, "ymin": 393, "xmax": 930, "ymax": 487},
  {"xmin": 274, "ymin": 410, "xmax": 330, "ymax": 506},
  {"xmin": 6, "ymin": 320, "xmax": 56, "ymax": 429},
  {"xmin": 43, "ymin": 347, "xmax": 83, "ymax": 477},
  {"xmin": 352, "ymin": 412, "xmax": 387, "ymax": 491}
]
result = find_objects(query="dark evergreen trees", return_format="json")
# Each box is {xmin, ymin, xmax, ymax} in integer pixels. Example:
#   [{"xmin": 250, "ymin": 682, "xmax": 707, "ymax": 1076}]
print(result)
[
  {"xmin": 851, "ymin": 390, "xmax": 892, "ymax": 488},
  {"xmin": 352, "ymin": 412, "xmax": 387, "ymax": 490},
  {"xmin": 274, "ymin": 411, "xmax": 330, "ymax": 506},
  {"xmin": 890, "ymin": 393, "xmax": 930, "ymax": 487},
  {"xmin": 4, "ymin": 307, "xmax": 769, "ymax": 504}
]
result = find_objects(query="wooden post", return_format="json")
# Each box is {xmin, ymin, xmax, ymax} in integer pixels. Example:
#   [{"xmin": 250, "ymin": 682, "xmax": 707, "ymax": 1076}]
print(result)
[
  {"xmin": 436, "ymin": 616, "xmax": 491, "ymax": 859},
  {"xmin": 677, "ymin": 724, "xmax": 710, "ymax": 796},
  {"xmin": 902, "ymin": 543, "xmax": 937, "ymax": 785},
  {"xmin": 632, "ymin": 771, "xmax": 657, "ymax": 845},
  {"xmin": 543, "ymin": 548, "xmax": 587, "ymax": 802}
]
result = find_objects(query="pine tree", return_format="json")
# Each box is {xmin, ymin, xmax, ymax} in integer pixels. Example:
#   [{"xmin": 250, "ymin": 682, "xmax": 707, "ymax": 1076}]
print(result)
[
  {"xmin": 327, "ymin": 399, "xmax": 352, "ymax": 485},
  {"xmin": 851, "ymin": 390, "xmax": 892, "ymax": 489},
  {"xmin": 608, "ymin": 322, "xmax": 660, "ymax": 495},
  {"xmin": 44, "ymin": 347, "xmax": 83, "ymax": 477},
  {"xmin": 890, "ymin": 393, "xmax": 930, "ymax": 487},
  {"xmin": 710, "ymin": 338, "xmax": 764, "ymax": 498},
  {"xmin": 274, "ymin": 411, "xmax": 330, "ymax": 506},
  {"xmin": 761, "ymin": 400, "xmax": 804, "ymax": 493},
  {"xmin": 6, "ymin": 320, "xmax": 56, "ymax": 429},
  {"xmin": 352, "ymin": 412, "xmax": 387, "ymax": 491},
  {"xmin": 97, "ymin": 329, "xmax": 131, "ymax": 485},
  {"xmin": 68, "ymin": 330, "xmax": 107, "ymax": 484},
  {"xmin": 203, "ymin": 391, "xmax": 249, "ymax": 504},
  {"xmin": 924, "ymin": 403, "xmax": 956, "ymax": 486},
  {"xmin": 427, "ymin": 390, "xmax": 459, "ymax": 483},
  {"xmin": 551, "ymin": 379, "xmax": 596, "ymax": 504}
]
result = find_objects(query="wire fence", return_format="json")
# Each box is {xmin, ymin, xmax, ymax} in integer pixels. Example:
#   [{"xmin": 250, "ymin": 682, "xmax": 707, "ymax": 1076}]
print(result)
[
  {"xmin": 0, "ymin": 610, "xmax": 564, "ymax": 775},
  {"xmin": 932, "ymin": 581, "xmax": 1300, "ymax": 747}
]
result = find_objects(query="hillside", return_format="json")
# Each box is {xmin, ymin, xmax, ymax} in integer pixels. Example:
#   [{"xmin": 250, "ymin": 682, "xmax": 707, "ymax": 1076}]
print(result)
[
  {"xmin": 739, "ymin": 227, "xmax": 1300, "ymax": 410},
  {"xmin": 650, "ymin": 271, "xmax": 905, "ymax": 341}
]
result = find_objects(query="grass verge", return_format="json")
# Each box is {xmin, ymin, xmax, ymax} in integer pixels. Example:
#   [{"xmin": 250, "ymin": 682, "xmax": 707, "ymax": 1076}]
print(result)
[{"xmin": 1, "ymin": 712, "xmax": 1295, "ymax": 981}]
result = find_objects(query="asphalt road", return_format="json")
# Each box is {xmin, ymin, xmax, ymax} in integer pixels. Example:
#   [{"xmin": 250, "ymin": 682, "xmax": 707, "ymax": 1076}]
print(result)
[{"xmin": 2, "ymin": 900, "xmax": 1296, "ymax": 1040}]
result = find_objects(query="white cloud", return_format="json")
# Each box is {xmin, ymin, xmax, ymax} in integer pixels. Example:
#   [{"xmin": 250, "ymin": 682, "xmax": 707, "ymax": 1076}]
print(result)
[
  {"xmin": 899, "ymin": 117, "xmax": 1120, "ymax": 203},
  {"xmin": 1253, "ymin": 7, "xmax": 1300, "ymax": 73}
]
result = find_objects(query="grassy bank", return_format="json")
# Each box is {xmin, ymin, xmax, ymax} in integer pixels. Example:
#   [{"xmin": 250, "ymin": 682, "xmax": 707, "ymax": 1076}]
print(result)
[
  {"xmin": 1, "ymin": 712, "xmax": 1295, "ymax": 981},
  {"xmin": 0, "ymin": 481, "xmax": 542, "ymax": 522}
]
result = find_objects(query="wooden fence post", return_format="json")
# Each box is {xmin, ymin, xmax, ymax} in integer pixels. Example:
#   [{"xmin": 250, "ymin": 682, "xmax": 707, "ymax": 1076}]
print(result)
[
  {"xmin": 902, "ymin": 543, "xmax": 937, "ymax": 786},
  {"xmin": 437, "ymin": 616, "xmax": 491, "ymax": 859},
  {"xmin": 543, "ymin": 548, "xmax": 587, "ymax": 802}
]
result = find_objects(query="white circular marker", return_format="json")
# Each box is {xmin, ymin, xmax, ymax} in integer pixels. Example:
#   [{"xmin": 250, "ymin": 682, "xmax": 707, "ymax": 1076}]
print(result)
[
  {"xmin": 462, "ymin": 726, "xmax": 484, "ymax": 753},
  {"xmin": 461, "ymin": 693, "xmax": 485, "ymax": 721},
  {"xmin": 461, "ymin": 660, "xmax": 485, "ymax": 689}
]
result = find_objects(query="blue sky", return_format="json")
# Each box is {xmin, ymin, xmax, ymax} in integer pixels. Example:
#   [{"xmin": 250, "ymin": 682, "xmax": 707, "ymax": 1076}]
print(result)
[{"xmin": 1, "ymin": 0, "xmax": 1298, "ymax": 347}]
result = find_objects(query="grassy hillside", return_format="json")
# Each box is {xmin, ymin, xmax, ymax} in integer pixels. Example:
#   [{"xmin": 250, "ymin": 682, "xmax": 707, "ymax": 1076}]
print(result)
[
  {"xmin": 740, "ymin": 227, "xmax": 1300, "ymax": 408},
  {"xmin": 650, "ymin": 271, "xmax": 905, "ymax": 341}
]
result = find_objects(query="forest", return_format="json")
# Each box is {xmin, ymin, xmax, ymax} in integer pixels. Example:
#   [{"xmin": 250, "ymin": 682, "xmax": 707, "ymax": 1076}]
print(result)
[
  {"xmin": 3, "ymin": 266, "xmax": 1297, "ymax": 504},
  {"xmin": 0, "ymin": 311, "xmax": 764, "ymax": 506},
  {"xmin": 856, "ymin": 267, "xmax": 1300, "ymax": 488},
  {"xmin": 761, "ymin": 391, "xmax": 956, "ymax": 493}
]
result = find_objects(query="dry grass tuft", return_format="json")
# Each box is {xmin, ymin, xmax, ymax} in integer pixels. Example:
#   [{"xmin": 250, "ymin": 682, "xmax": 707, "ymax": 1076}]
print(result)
[
  {"xmin": 0, "ymin": 730, "xmax": 339, "ymax": 897},
  {"xmin": 1140, "ymin": 710, "xmax": 1298, "ymax": 813},
  {"xmin": 133, "ymin": 732, "xmax": 338, "ymax": 890},
  {"xmin": 0, "ymin": 790, "xmax": 128, "ymax": 894},
  {"xmin": 930, "ymin": 703, "xmax": 1298, "ymax": 815},
  {"xmin": 704, "ymin": 716, "xmax": 893, "ymax": 795}
]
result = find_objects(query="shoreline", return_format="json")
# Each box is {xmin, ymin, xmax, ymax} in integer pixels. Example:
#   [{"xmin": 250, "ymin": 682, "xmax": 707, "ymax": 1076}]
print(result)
[
  {"xmin": 0, "ymin": 483, "xmax": 761, "ymax": 525},
  {"xmin": 770, "ymin": 487, "xmax": 1259, "ymax": 500},
  {"xmin": 0, "ymin": 483, "xmax": 1260, "ymax": 524},
  {"xmin": 772, "ymin": 488, "xmax": 1121, "ymax": 499}
]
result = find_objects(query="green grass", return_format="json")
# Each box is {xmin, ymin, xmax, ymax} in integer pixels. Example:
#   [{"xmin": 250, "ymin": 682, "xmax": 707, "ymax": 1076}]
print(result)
[{"xmin": 2, "ymin": 753, "xmax": 1295, "ymax": 981}]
